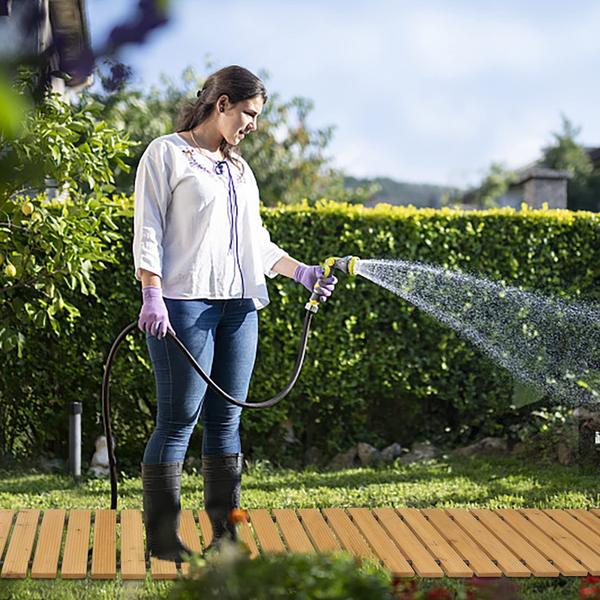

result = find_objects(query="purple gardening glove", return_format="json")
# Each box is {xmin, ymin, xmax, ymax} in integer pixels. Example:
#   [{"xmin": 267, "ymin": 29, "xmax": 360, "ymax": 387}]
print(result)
[
  {"xmin": 293, "ymin": 264, "xmax": 337, "ymax": 302},
  {"xmin": 138, "ymin": 285, "xmax": 174, "ymax": 339}
]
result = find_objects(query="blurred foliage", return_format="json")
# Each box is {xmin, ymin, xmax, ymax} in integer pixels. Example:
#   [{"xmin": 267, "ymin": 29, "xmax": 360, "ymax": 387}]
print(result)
[
  {"xmin": 471, "ymin": 162, "xmax": 517, "ymax": 209},
  {"xmin": 170, "ymin": 544, "xmax": 393, "ymax": 600},
  {"xmin": 541, "ymin": 114, "xmax": 600, "ymax": 212},
  {"xmin": 1, "ymin": 195, "xmax": 599, "ymax": 468},
  {"xmin": 0, "ymin": 68, "xmax": 136, "ymax": 202},
  {"xmin": 80, "ymin": 64, "xmax": 380, "ymax": 205}
]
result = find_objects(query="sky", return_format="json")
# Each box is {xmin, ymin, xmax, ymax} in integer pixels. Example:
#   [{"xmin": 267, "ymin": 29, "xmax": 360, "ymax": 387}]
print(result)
[{"xmin": 85, "ymin": 0, "xmax": 600, "ymax": 189}]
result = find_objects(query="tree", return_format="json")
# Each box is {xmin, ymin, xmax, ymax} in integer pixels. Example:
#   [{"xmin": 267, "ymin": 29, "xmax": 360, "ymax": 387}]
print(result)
[
  {"xmin": 0, "ymin": 71, "xmax": 133, "ymax": 357},
  {"xmin": 472, "ymin": 162, "xmax": 517, "ymax": 209},
  {"xmin": 541, "ymin": 114, "xmax": 600, "ymax": 212},
  {"xmin": 82, "ymin": 64, "xmax": 380, "ymax": 206}
]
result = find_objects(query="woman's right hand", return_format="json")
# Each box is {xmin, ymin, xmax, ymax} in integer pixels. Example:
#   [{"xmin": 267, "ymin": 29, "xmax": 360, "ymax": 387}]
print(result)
[{"xmin": 138, "ymin": 285, "xmax": 173, "ymax": 339}]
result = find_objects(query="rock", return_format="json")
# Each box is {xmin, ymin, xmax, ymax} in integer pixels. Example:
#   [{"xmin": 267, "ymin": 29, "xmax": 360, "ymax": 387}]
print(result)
[
  {"xmin": 452, "ymin": 437, "xmax": 508, "ymax": 458},
  {"xmin": 39, "ymin": 457, "xmax": 65, "ymax": 473},
  {"xmin": 573, "ymin": 407, "xmax": 598, "ymax": 420},
  {"xmin": 400, "ymin": 441, "xmax": 439, "ymax": 464},
  {"xmin": 357, "ymin": 442, "xmax": 382, "ymax": 467},
  {"xmin": 557, "ymin": 442, "xmax": 573, "ymax": 466},
  {"xmin": 381, "ymin": 443, "xmax": 404, "ymax": 463},
  {"xmin": 327, "ymin": 446, "xmax": 359, "ymax": 470},
  {"xmin": 510, "ymin": 442, "xmax": 527, "ymax": 456}
]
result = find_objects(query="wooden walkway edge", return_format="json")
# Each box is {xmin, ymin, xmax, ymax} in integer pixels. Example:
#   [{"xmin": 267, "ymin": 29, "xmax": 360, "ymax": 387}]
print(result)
[{"xmin": 0, "ymin": 508, "xmax": 599, "ymax": 580}]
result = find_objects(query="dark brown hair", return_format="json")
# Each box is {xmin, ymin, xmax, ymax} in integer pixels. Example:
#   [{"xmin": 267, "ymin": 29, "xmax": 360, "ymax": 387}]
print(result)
[{"xmin": 176, "ymin": 65, "xmax": 268, "ymax": 174}]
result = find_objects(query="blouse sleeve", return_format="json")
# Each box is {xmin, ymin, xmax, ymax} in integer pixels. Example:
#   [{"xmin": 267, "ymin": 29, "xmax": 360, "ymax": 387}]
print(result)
[
  {"xmin": 257, "ymin": 217, "xmax": 289, "ymax": 278},
  {"xmin": 132, "ymin": 141, "xmax": 171, "ymax": 281}
]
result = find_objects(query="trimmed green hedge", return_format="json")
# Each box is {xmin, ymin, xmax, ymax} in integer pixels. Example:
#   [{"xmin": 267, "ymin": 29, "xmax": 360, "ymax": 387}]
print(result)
[{"xmin": 4, "ymin": 200, "xmax": 600, "ymax": 470}]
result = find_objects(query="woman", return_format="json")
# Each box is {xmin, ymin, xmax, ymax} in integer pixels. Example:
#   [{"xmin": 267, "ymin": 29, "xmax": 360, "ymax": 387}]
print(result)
[{"xmin": 133, "ymin": 65, "xmax": 336, "ymax": 561}]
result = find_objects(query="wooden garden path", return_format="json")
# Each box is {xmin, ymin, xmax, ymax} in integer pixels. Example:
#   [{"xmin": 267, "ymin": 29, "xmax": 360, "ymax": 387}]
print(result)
[{"xmin": 1, "ymin": 508, "xmax": 600, "ymax": 579}]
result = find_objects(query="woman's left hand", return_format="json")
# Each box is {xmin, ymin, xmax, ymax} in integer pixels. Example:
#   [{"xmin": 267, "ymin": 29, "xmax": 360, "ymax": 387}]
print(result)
[{"xmin": 293, "ymin": 264, "xmax": 337, "ymax": 302}]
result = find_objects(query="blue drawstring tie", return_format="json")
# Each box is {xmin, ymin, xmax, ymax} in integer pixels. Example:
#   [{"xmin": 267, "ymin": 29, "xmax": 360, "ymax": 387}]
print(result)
[{"xmin": 215, "ymin": 160, "xmax": 245, "ymax": 297}]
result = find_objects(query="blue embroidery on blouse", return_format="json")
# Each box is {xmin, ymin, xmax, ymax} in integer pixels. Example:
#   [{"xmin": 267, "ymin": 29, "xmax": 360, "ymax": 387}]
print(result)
[
  {"xmin": 180, "ymin": 147, "xmax": 246, "ymax": 298},
  {"xmin": 180, "ymin": 147, "xmax": 246, "ymax": 183}
]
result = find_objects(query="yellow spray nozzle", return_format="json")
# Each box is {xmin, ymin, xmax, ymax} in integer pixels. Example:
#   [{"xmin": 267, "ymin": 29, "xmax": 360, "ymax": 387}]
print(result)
[{"xmin": 321, "ymin": 255, "xmax": 360, "ymax": 277}]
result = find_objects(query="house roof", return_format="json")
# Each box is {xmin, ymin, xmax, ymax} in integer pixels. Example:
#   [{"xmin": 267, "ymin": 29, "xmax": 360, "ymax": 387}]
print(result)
[{"xmin": 512, "ymin": 166, "xmax": 571, "ymax": 186}]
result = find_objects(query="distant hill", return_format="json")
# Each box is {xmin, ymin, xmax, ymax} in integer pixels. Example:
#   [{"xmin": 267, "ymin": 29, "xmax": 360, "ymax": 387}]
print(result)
[{"xmin": 344, "ymin": 175, "xmax": 462, "ymax": 208}]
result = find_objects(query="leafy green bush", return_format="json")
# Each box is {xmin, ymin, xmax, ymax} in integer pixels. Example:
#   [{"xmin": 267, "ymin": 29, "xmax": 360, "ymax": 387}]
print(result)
[
  {"xmin": 169, "ymin": 542, "xmax": 393, "ymax": 600},
  {"xmin": 1, "ymin": 199, "xmax": 599, "ymax": 468}
]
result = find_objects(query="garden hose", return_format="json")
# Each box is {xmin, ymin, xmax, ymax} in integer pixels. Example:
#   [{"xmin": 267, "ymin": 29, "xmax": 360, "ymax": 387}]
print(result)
[{"xmin": 101, "ymin": 256, "xmax": 359, "ymax": 509}]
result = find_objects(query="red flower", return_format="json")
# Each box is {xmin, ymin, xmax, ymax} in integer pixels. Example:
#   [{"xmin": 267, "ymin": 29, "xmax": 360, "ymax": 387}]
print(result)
[{"xmin": 426, "ymin": 587, "xmax": 453, "ymax": 600}]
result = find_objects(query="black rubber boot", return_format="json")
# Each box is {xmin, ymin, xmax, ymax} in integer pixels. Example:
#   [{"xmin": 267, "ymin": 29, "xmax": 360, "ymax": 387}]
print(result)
[
  {"xmin": 202, "ymin": 453, "xmax": 243, "ymax": 552},
  {"xmin": 141, "ymin": 461, "xmax": 193, "ymax": 561}
]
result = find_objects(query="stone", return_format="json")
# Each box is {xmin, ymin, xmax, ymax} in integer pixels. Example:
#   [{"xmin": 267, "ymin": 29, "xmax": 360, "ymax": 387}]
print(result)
[
  {"xmin": 327, "ymin": 446, "xmax": 359, "ymax": 470},
  {"xmin": 400, "ymin": 441, "xmax": 440, "ymax": 464},
  {"xmin": 356, "ymin": 442, "xmax": 382, "ymax": 467},
  {"xmin": 573, "ymin": 407, "xmax": 595, "ymax": 420},
  {"xmin": 381, "ymin": 443, "xmax": 404, "ymax": 463},
  {"xmin": 452, "ymin": 437, "xmax": 508, "ymax": 458},
  {"xmin": 510, "ymin": 442, "xmax": 527, "ymax": 456}
]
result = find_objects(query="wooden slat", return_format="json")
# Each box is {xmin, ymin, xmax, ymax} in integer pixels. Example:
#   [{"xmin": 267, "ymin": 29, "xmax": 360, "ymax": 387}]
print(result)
[
  {"xmin": 396, "ymin": 509, "xmax": 472, "ymax": 577},
  {"xmin": 471, "ymin": 509, "xmax": 558, "ymax": 577},
  {"xmin": 568, "ymin": 510, "xmax": 600, "ymax": 538},
  {"xmin": 31, "ymin": 509, "xmax": 65, "ymax": 578},
  {"xmin": 495, "ymin": 509, "xmax": 584, "ymax": 576},
  {"xmin": 238, "ymin": 520, "xmax": 261, "ymax": 559},
  {"xmin": 61, "ymin": 510, "xmax": 91, "ymax": 579},
  {"xmin": 1, "ymin": 507, "xmax": 599, "ymax": 580},
  {"xmin": 520, "ymin": 509, "xmax": 600, "ymax": 575},
  {"xmin": 150, "ymin": 555, "xmax": 178, "ymax": 579},
  {"xmin": 120, "ymin": 510, "xmax": 146, "ymax": 580},
  {"xmin": 374, "ymin": 508, "xmax": 443, "ymax": 577},
  {"xmin": 446, "ymin": 509, "xmax": 530, "ymax": 577},
  {"xmin": 180, "ymin": 509, "xmax": 201, "ymax": 575},
  {"xmin": 91, "ymin": 509, "xmax": 116, "ymax": 579},
  {"xmin": 322, "ymin": 508, "xmax": 375, "ymax": 559},
  {"xmin": 0, "ymin": 510, "xmax": 14, "ymax": 563},
  {"xmin": 273, "ymin": 509, "xmax": 315, "ymax": 553},
  {"xmin": 249, "ymin": 509, "xmax": 286, "ymax": 553},
  {"xmin": 544, "ymin": 510, "xmax": 600, "ymax": 554},
  {"xmin": 421, "ymin": 509, "xmax": 501, "ymax": 577},
  {"xmin": 348, "ymin": 508, "xmax": 414, "ymax": 576},
  {"xmin": 297, "ymin": 509, "xmax": 341, "ymax": 553},
  {"xmin": 1, "ymin": 509, "xmax": 39, "ymax": 578},
  {"xmin": 197, "ymin": 509, "xmax": 213, "ymax": 549},
  {"xmin": 195, "ymin": 510, "xmax": 259, "ymax": 559}
]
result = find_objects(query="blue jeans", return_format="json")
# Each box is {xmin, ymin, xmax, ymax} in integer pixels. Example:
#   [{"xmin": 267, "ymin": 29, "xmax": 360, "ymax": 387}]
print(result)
[{"xmin": 142, "ymin": 298, "xmax": 258, "ymax": 464}]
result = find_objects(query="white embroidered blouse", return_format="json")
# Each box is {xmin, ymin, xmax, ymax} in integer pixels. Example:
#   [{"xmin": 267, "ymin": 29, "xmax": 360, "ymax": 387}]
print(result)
[{"xmin": 132, "ymin": 133, "xmax": 289, "ymax": 310}]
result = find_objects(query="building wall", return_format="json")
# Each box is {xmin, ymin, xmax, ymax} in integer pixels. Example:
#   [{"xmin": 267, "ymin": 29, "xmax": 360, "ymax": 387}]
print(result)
[{"xmin": 523, "ymin": 178, "xmax": 567, "ymax": 208}]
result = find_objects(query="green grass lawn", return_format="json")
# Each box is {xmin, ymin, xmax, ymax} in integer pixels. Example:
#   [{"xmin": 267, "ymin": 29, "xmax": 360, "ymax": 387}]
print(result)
[{"xmin": 0, "ymin": 455, "xmax": 598, "ymax": 599}]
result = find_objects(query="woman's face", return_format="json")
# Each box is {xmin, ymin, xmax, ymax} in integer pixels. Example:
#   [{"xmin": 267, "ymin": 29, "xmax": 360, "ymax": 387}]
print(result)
[{"xmin": 217, "ymin": 94, "xmax": 264, "ymax": 146}]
